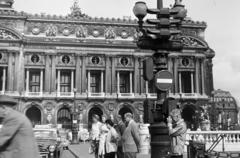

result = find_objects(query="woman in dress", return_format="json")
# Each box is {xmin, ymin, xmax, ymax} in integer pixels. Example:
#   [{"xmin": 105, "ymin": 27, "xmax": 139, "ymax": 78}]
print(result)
[
  {"xmin": 98, "ymin": 115, "xmax": 109, "ymax": 158},
  {"xmin": 105, "ymin": 119, "xmax": 119, "ymax": 158},
  {"xmin": 90, "ymin": 114, "xmax": 102, "ymax": 158}
]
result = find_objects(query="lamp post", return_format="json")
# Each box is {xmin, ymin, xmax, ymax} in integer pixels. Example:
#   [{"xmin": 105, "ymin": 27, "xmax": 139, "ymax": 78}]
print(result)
[
  {"xmin": 71, "ymin": 88, "xmax": 79, "ymax": 144},
  {"xmin": 133, "ymin": 0, "xmax": 187, "ymax": 157}
]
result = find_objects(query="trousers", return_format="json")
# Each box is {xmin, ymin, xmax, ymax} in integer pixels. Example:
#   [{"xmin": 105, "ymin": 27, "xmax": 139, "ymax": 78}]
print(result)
[{"xmin": 123, "ymin": 152, "xmax": 137, "ymax": 158}]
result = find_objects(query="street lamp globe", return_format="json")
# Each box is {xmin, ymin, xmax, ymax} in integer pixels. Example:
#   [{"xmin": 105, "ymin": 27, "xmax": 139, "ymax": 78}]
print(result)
[{"xmin": 133, "ymin": 1, "xmax": 147, "ymax": 20}]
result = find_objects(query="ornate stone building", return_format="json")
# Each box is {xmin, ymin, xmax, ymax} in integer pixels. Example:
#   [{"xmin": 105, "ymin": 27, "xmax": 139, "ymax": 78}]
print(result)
[
  {"xmin": 0, "ymin": 0, "xmax": 215, "ymax": 129},
  {"xmin": 209, "ymin": 89, "xmax": 239, "ymax": 129}
]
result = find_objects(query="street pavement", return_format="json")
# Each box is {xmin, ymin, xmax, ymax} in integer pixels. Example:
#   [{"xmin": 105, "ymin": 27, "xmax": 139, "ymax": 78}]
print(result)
[{"xmin": 60, "ymin": 142, "xmax": 151, "ymax": 158}]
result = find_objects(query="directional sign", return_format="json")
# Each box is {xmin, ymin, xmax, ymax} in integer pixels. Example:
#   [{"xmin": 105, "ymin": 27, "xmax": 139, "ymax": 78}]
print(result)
[{"xmin": 155, "ymin": 70, "xmax": 173, "ymax": 91}]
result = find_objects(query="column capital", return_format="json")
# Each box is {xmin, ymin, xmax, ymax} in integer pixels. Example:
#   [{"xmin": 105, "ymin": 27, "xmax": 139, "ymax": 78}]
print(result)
[
  {"xmin": 45, "ymin": 50, "xmax": 57, "ymax": 56},
  {"xmin": 195, "ymin": 54, "xmax": 205, "ymax": 59},
  {"xmin": 168, "ymin": 53, "xmax": 179, "ymax": 58}
]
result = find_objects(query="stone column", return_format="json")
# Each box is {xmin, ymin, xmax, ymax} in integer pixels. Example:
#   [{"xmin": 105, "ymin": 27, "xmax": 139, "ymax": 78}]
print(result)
[
  {"xmin": 44, "ymin": 54, "xmax": 51, "ymax": 93},
  {"xmin": 7, "ymin": 52, "xmax": 13, "ymax": 91},
  {"xmin": 117, "ymin": 71, "xmax": 120, "ymax": 94},
  {"xmin": 71, "ymin": 70, "xmax": 74, "ymax": 92},
  {"xmin": 57, "ymin": 70, "xmax": 60, "ymax": 93},
  {"xmin": 87, "ymin": 70, "xmax": 90, "ymax": 93},
  {"xmin": 81, "ymin": 55, "xmax": 87, "ymax": 94},
  {"xmin": 40, "ymin": 69, "xmax": 43, "ymax": 94},
  {"xmin": 18, "ymin": 45, "xmax": 25, "ymax": 92},
  {"xmin": 105, "ymin": 55, "xmax": 111, "ymax": 94},
  {"xmin": 130, "ymin": 72, "xmax": 133, "ymax": 93},
  {"xmin": 145, "ymin": 81, "xmax": 149, "ymax": 94},
  {"xmin": 51, "ymin": 55, "xmax": 56, "ymax": 93},
  {"xmin": 101, "ymin": 70, "xmax": 104, "ymax": 93},
  {"xmin": 26, "ymin": 69, "xmax": 29, "ymax": 93},
  {"xmin": 178, "ymin": 72, "xmax": 182, "ymax": 93},
  {"xmin": 111, "ymin": 56, "xmax": 116, "ymax": 94},
  {"xmin": 195, "ymin": 57, "xmax": 200, "ymax": 94},
  {"xmin": 13, "ymin": 53, "xmax": 19, "ymax": 91},
  {"xmin": 201, "ymin": 58, "xmax": 206, "ymax": 95},
  {"xmin": 191, "ymin": 72, "xmax": 194, "ymax": 93},
  {"xmin": 2, "ymin": 67, "xmax": 6, "ymax": 92},
  {"xmin": 75, "ymin": 54, "xmax": 81, "ymax": 93}
]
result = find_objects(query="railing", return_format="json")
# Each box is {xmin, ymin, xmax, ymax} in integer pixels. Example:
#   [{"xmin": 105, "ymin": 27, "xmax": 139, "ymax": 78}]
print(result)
[
  {"xmin": 57, "ymin": 92, "xmax": 74, "ymax": 97},
  {"xmin": 87, "ymin": 92, "xmax": 105, "ymax": 98},
  {"xmin": 24, "ymin": 91, "xmax": 43, "ymax": 97},
  {"xmin": 186, "ymin": 130, "xmax": 240, "ymax": 152},
  {"xmin": 117, "ymin": 93, "xmax": 134, "ymax": 98},
  {"xmin": 146, "ymin": 93, "xmax": 157, "ymax": 99}
]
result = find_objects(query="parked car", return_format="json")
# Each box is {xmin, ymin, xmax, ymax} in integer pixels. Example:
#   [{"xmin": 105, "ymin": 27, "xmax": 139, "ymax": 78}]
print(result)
[{"xmin": 34, "ymin": 126, "xmax": 68, "ymax": 158}]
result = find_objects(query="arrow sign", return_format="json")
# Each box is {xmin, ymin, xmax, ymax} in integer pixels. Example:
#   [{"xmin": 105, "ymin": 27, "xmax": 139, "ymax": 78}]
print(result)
[{"xmin": 155, "ymin": 70, "xmax": 173, "ymax": 91}]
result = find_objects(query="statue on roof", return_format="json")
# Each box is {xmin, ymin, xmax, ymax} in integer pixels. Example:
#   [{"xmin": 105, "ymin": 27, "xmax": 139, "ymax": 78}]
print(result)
[
  {"xmin": 0, "ymin": 0, "xmax": 14, "ymax": 8},
  {"xmin": 70, "ymin": 0, "xmax": 85, "ymax": 18}
]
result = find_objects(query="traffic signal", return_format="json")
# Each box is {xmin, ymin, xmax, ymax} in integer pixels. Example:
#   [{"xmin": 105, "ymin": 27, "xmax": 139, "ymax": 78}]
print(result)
[
  {"xmin": 143, "ymin": 57, "xmax": 154, "ymax": 81},
  {"xmin": 146, "ymin": 8, "xmax": 181, "ymax": 40}
]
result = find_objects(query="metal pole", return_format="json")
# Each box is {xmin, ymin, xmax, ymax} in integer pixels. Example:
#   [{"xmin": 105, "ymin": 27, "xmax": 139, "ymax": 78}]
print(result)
[{"xmin": 157, "ymin": 0, "xmax": 163, "ymax": 9}]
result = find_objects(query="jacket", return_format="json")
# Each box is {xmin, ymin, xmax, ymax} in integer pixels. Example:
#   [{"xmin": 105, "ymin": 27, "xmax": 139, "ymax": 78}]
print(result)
[
  {"xmin": 168, "ymin": 119, "xmax": 187, "ymax": 155},
  {"xmin": 105, "ymin": 127, "xmax": 119, "ymax": 153},
  {"xmin": 122, "ymin": 120, "xmax": 140, "ymax": 153},
  {"xmin": 0, "ymin": 108, "xmax": 40, "ymax": 158}
]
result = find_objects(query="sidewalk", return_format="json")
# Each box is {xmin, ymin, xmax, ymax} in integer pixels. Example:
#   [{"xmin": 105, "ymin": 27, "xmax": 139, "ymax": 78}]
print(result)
[{"xmin": 64, "ymin": 143, "xmax": 151, "ymax": 158}]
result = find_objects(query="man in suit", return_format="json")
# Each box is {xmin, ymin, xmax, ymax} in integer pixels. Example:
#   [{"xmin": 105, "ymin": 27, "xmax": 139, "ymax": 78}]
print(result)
[
  {"xmin": 0, "ymin": 95, "xmax": 40, "ymax": 158},
  {"xmin": 122, "ymin": 113, "xmax": 140, "ymax": 158},
  {"xmin": 167, "ymin": 109, "xmax": 187, "ymax": 157},
  {"xmin": 115, "ymin": 115, "xmax": 126, "ymax": 158}
]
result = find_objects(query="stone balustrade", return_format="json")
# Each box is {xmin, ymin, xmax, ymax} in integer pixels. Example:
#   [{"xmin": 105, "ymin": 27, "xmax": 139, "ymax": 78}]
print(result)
[{"xmin": 186, "ymin": 130, "xmax": 240, "ymax": 152}]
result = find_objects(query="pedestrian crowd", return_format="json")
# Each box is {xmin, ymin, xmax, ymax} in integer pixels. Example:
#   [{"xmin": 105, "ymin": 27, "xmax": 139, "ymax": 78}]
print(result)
[{"xmin": 89, "ymin": 113, "xmax": 140, "ymax": 158}]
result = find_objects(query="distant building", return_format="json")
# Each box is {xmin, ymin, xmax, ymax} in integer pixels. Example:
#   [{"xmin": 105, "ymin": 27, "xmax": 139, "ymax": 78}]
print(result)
[
  {"xmin": 209, "ymin": 89, "xmax": 239, "ymax": 130},
  {"xmin": 0, "ymin": 0, "xmax": 215, "ymax": 129}
]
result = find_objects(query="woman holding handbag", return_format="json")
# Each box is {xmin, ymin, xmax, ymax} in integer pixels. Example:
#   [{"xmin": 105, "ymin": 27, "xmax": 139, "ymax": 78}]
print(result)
[{"xmin": 105, "ymin": 119, "xmax": 120, "ymax": 158}]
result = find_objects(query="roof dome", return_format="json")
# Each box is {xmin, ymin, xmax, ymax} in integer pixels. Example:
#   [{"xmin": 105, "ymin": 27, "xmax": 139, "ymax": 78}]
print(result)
[{"xmin": 0, "ymin": 0, "xmax": 14, "ymax": 8}]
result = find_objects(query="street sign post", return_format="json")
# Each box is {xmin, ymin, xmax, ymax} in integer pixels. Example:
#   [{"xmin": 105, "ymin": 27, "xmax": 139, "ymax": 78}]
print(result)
[{"xmin": 154, "ymin": 70, "xmax": 173, "ymax": 91}]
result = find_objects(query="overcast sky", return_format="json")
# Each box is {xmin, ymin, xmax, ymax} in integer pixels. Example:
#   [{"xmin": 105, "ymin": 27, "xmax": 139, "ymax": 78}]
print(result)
[{"xmin": 13, "ymin": 0, "xmax": 240, "ymax": 101}]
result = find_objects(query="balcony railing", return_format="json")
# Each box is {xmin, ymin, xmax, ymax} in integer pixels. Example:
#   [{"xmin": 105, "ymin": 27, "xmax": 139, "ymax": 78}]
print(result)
[
  {"xmin": 87, "ymin": 92, "xmax": 105, "ymax": 98},
  {"xmin": 57, "ymin": 92, "xmax": 74, "ymax": 97},
  {"xmin": 146, "ymin": 93, "xmax": 157, "ymax": 99},
  {"xmin": 24, "ymin": 91, "xmax": 43, "ymax": 97},
  {"xmin": 186, "ymin": 130, "xmax": 240, "ymax": 152},
  {"xmin": 117, "ymin": 93, "xmax": 134, "ymax": 99}
]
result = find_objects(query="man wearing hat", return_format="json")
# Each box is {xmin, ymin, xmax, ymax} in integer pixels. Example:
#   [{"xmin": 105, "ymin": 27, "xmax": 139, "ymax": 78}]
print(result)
[
  {"xmin": 167, "ymin": 109, "xmax": 187, "ymax": 158},
  {"xmin": 0, "ymin": 95, "xmax": 40, "ymax": 158}
]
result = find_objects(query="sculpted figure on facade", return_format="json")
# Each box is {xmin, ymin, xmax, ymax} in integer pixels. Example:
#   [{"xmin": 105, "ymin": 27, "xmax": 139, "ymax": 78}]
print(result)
[
  {"xmin": 104, "ymin": 27, "xmax": 116, "ymax": 39},
  {"xmin": 45, "ymin": 24, "xmax": 58, "ymax": 37},
  {"xmin": 0, "ymin": 29, "xmax": 19, "ymax": 40},
  {"xmin": 76, "ymin": 25, "xmax": 88, "ymax": 38}
]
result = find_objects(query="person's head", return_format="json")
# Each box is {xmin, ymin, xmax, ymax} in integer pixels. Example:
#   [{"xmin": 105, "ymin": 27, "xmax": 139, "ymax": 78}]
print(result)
[
  {"xmin": 102, "ymin": 114, "xmax": 107, "ymax": 123},
  {"xmin": 124, "ymin": 113, "xmax": 133, "ymax": 123},
  {"xmin": 117, "ymin": 114, "xmax": 123, "ymax": 122},
  {"xmin": 92, "ymin": 114, "xmax": 100, "ymax": 123},
  {"xmin": 170, "ymin": 109, "xmax": 182, "ymax": 123},
  {"xmin": 0, "ymin": 95, "xmax": 17, "ymax": 117},
  {"xmin": 105, "ymin": 119, "xmax": 114, "ymax": 129}
]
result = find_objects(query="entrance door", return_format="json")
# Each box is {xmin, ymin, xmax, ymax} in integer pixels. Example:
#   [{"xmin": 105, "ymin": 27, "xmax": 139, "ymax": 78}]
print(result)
[
  {"xmin": 57, "ymin": 107, "xmax": 72, "ymax": 129},
  {"xmin": 119, "ymin": 106, "xmax": 133, "ymax": 120},
  {"xmin": 26, "ymin": 106, "xmax": 41, "ymax": 127},
  {"xmin": 88, "ymin": 107, "xmax": 103, "ymax": 128},
  {"xmin": 182, "ymin": 105, "xmax": 196, "ymax": 130}
]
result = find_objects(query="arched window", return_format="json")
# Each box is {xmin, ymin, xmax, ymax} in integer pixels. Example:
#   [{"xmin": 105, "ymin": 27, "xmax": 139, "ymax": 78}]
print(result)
[
  {"xmin": 88, "ymin": 106, "xmax": 103, "ymax": 128},
  {"xmin": 57, "ymin": 107, "xmax": 72, "ymax": 129},
  {"xmin": 119, "ymin": 106, "xmax": 133, "ymax": 120},
  {"xmin": 26, "ymin": 106, "xmax": 41, "ymax": 127}
]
